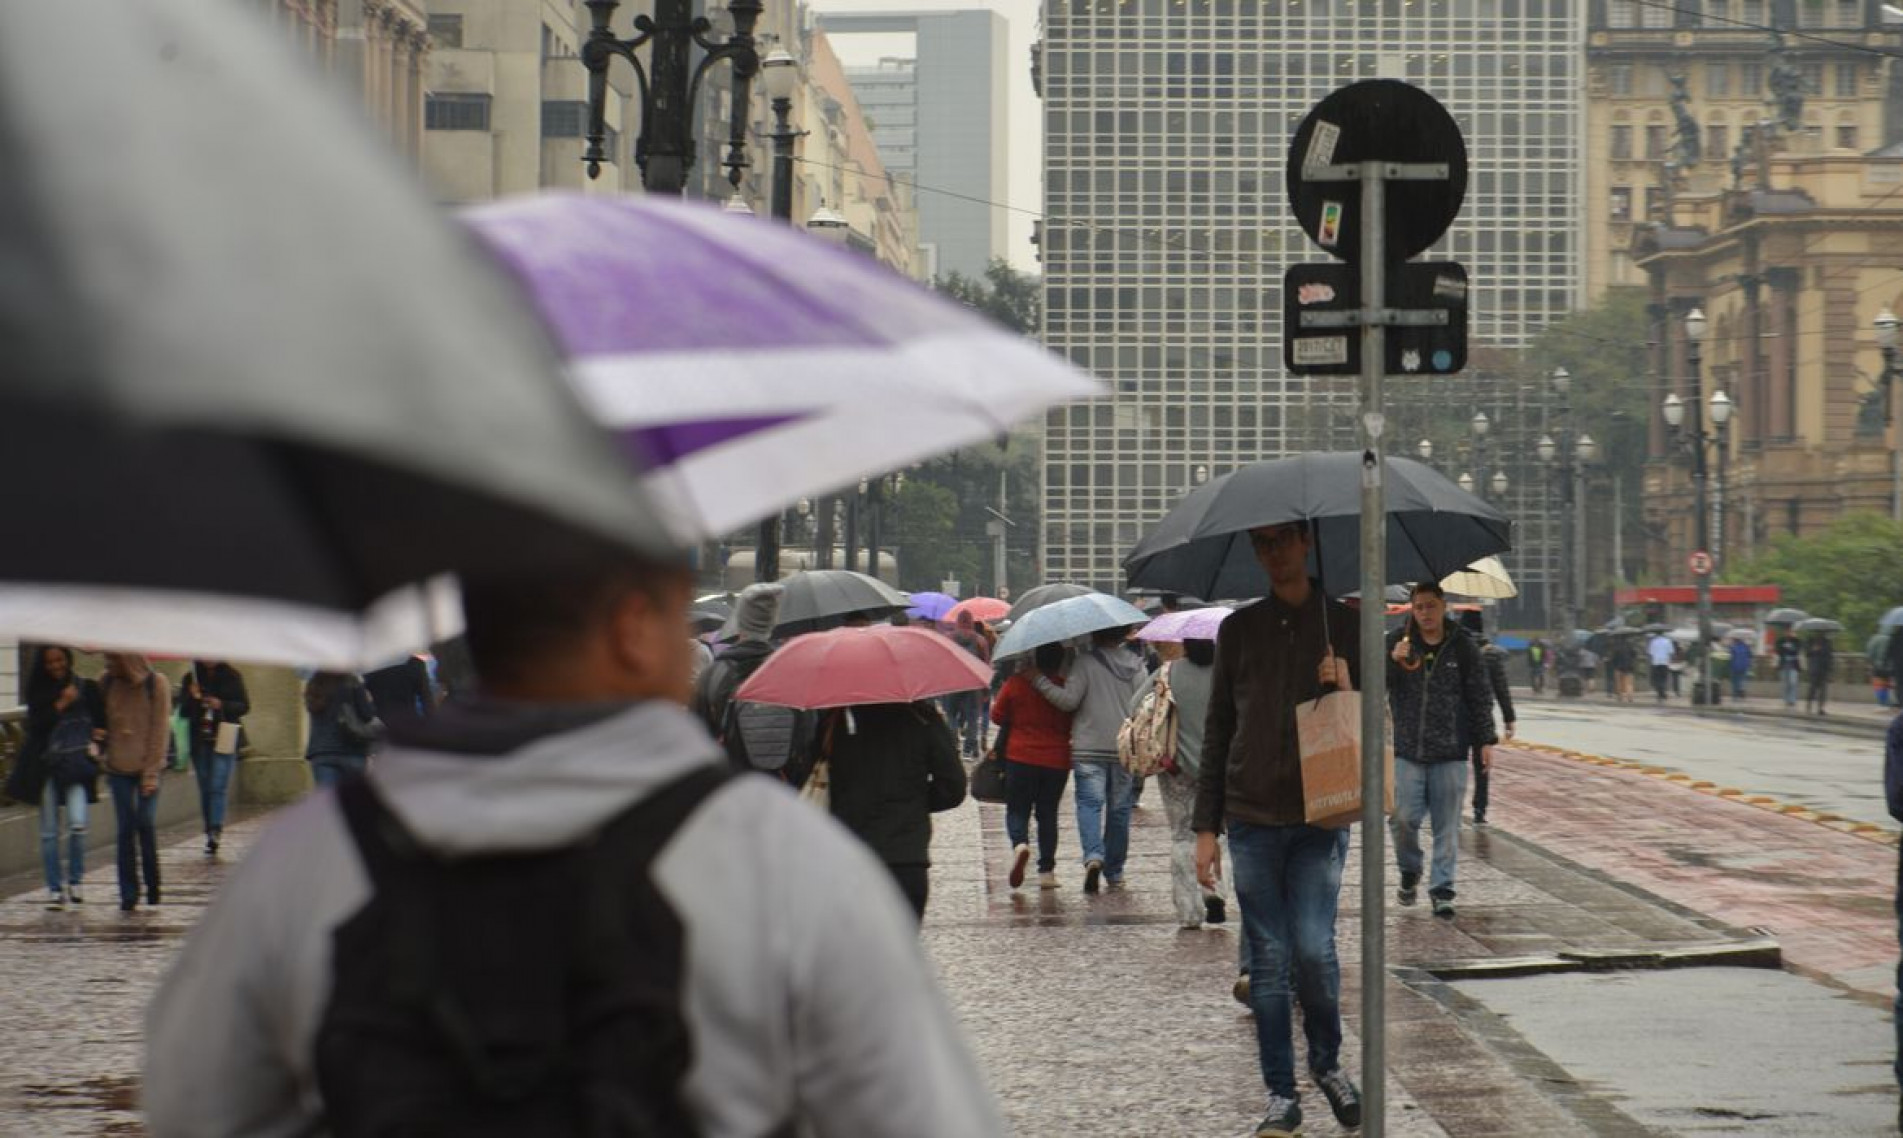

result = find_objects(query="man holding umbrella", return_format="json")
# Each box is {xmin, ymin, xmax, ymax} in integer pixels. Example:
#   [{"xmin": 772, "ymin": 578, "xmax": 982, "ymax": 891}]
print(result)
[{"xmin": 1193, "ymin": 521, "xmax": 1363, "ymax": 1137}]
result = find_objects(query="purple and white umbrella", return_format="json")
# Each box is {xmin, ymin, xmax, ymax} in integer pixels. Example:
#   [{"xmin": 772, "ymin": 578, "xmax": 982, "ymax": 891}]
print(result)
[
  {"xmin": 1136, "ymin": 606, "xmax": 1235, "ymax": 643},
  {"xmin": 464, "ymin": 194, "xmax": 1103, "ymax": 541}
]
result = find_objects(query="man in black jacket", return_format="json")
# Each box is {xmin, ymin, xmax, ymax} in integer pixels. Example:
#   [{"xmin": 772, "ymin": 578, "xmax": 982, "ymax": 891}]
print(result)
[
  {"xmin": 1193, "ymin": 521, "xmax": 1362, "ymax": 1138},
  {"xmin": 1389, "ymin": 584, "xmax": 1497, "ymax": 918}
]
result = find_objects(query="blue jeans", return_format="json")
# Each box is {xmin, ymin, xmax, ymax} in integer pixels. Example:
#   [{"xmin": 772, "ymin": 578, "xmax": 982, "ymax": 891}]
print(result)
[
  {"xmin": 39, "ymin": 780, "xmax": 87, "ymax": 893},
  {"xmin": 1730, "ymin": 670, "xmax": 1748, "ymax": 699},
  {"xmin": 1781, "ymin": 667, "xmax": 1800, "ymax": 706},
  {"xmin": 1004, "ymin": 761, "xmax": 1068, "ymax": 873},
  {"xmin": 107, "ymin": 773, "xmax": 159, "ymax": 907},
  {"xmin": 949, "ymin": 693, "xmax": 984, "ymax": 755},
  {"xmin": 1071, "ymin": 758, "xmax": 1133, "ymax": 878},
  {"xmin": 1390, "ymin": 757, "xmax": 1468, "ymax": 898},
  {"xmin": 1228, "ymin": 821, "xmax": 1350, "ymax": 1096},
  {"xmin": 310, "ymin": 753, "xmax": 368, "ymax": 790},
  {"xmin": 192, "ymin": 746, "xmax": 236, "ymax": 834}
]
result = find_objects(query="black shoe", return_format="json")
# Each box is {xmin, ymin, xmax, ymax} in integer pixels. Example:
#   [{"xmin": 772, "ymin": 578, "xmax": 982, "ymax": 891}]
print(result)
[
  {"xmin": 119, "ymin": 899, "xmax": 136, "ymax": 913},
  {"xmin": 146, "ymin": 890, "xmax": 161, "ymax": 907},
  {"xmin": 1083, "ymin": 860, "xmax": 1102, "ymax": 894},
  {"xmin": 1233, "ymin": 971, "xmax": 1252, "ymax": 1007},
  {"xmin": 1397, "ymin": 871, "xmax": 1420, "ymax": 906},
  {"xmin": 1431, "ymin": 893, "xmax": 1456, "ymax": 918},
  {"xmin": 1254, "ymin": 1094, "xmax": 1303, "ymax": 1136},
  {"xmin": 1316, "ymin": 1068, "xmax": 1363, "ymax": 1128},
  {"xmin": 1205, "ymin": 895, "xmax": 1227, "ymax": 924}
]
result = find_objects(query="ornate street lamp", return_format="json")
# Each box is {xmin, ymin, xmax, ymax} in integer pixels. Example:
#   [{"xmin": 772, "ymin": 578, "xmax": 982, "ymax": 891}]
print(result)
[
  {"xmin": 1490, "ymin": 470, "xmax": 1509, "ymax": 497},
  {"xmin": 1875, "ymin": 308, "xmax": 1900, "ymax": 521},
  {"xmin": 581, "ymin": 0, "xmax": 764, "ymax": 193},
  {"xmin": 1457, "ymin": 472, "xmax": 1474, "ymax": 493},
  {"xmin": 1416, "ymin": 438, "xmax": 1433, "ymax": 463},
  {"xmin": 761, "ymin": 48, "xmax": 800, "ymax": 223},
  {"xmin": 1666, "ymin": 306, "xmax": 1720, "ymax": 704}
]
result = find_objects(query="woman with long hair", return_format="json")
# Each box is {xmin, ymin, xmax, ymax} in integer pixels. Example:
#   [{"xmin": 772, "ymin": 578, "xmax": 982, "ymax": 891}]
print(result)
[
  {"xmin": 15, "ymin": 647, "xmax": 105, "ymax": 908},
  {"xmin": 303, "ymin": 672, "xmax": 379, "ymax": 789},
  {"xmin": 179, "ymin": 660, "xmax": 249, "ymax": 855},
  {"xmin": 991, "ymin": 643, "xmax": 1075, "ymax": 890}
]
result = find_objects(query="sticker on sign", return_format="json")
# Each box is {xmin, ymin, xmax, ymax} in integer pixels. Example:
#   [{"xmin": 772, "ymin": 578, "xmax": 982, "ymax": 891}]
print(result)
[
  {"xmin": 1304, "ymin": 120, "xmax": 1341, "ymax": 172},
  {"xmin": 1292, "ymin": 336, "xmax": 1349, "ymax": 366},
  {"xmin": 1318, "ymin": 201, "xmax": 1343, "ymax": 248},
  {"xmin": 1297, "ymin": 282, "xmax": 1338, "ymax": 305}
]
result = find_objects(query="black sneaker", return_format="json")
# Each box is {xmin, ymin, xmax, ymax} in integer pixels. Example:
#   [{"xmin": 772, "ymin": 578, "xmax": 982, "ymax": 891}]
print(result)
[
  {"xmin": 1254, "ymin": 1094, "xmax": 1303, "ymax": 1136},
  {"xmin": 1316, "ymin": 1068, "xmax": 1362, "ymax": 1128},
  {"xmin": 65, "ymin": 886, "xmax": 83, "ymax": 905},
  {"xmin": 1083, "ymin": 859, "xmax": 1102, "ymax": 894},
  {"xmin": 1472, "ymin": 811, "xmax": 1487, "ymax": 827},
  {"xmin": 1397, "ymin": 871, "xmax": 1420, "ymax": 906},
  {"xmin": 1205, "ymin": 895, "xmax": 1227, "ymax": 924},
  {"xmin": 1431, "ymin": 893, "xmax": 1456, "ymax": 918}
]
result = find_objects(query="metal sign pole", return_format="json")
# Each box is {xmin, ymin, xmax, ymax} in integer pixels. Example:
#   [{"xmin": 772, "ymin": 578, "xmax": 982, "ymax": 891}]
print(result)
[{"xmin": 1357, "ymin": 158, "xmax": 1389, "ymax": 1138}]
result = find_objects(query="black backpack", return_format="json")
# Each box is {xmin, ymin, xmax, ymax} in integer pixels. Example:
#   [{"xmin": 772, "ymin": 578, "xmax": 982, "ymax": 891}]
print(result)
[
  {"xmin": 704, "ymin": 656, "xmax": 813, "ymax": 780},
  {"xmin": 313, "ymin": 766, "xmax": 730, "ymax": 1137}
]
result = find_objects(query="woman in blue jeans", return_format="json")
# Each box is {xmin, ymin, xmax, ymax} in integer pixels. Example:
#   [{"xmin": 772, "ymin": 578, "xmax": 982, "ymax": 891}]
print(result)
[
  {"xmin": 17, "ymin": 647, "xmax": 105, "ymax": 908},
  {"xmin": 991, "ymin": 645, "xmax": 1074, "ymax": 890},
  {"xmin": 180, "ymin": 660, "xmax": 249, "ymax": 856},
  {"xmin": 304, "ymin": 672, "xmax": 378, "ymax": 788}
]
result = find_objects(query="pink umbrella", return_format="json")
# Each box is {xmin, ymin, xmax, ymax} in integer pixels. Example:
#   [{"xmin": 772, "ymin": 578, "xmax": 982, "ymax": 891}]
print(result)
[
  {"xmin": 944, "ymin": 596, "xmax": 1010, "ymax": 624},
  {"xmin": 734, "ymin": 625, "xmax": 993, "ymax": 709},
  {"xmin": 1136, "ymin": 606, "xmax": 1235, "ymax": 643}
]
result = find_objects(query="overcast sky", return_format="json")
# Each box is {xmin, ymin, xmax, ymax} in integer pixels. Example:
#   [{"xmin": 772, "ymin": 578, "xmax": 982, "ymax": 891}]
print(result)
[{"xmin": 811, "ymin": 0, "xmax": 1042, "ymax": 273}]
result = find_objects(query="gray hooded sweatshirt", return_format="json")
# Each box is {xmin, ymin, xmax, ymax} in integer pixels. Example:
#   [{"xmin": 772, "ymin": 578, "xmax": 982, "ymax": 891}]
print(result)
[
  {"xmin": 1033, "ymin": 646, "xmax": 1146, "ymax": 762},
  {"xmin": 142, "ymin": 701, "xmax": 1002, "ymax": 1138}
]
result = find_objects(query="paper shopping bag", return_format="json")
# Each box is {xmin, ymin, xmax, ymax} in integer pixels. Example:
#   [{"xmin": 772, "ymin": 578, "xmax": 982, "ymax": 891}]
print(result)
[
  {"xmin": 214, "ymin": 721, "xmax": 242, "ymax": 755},
  {"xmin": 1297, "ymin": 690, "xmax": 1393, "ymax": 828}
]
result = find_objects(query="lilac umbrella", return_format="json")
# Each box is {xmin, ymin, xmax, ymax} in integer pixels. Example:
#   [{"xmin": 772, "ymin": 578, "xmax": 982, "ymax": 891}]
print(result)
[
  {"xmin": 1136, "ymin": 606, "xmax": 1235, "ymax": 642},
  {"xmin": 905, "ymin": 591, "xmax": 958, "ymax": 621},
  {"xmin": 463, "ymin": 195, "xmax": 1103, "ymax": 541}
]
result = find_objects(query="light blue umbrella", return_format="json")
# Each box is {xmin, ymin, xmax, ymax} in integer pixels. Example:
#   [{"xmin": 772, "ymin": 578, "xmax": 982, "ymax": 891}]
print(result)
[
  {"xmin": 1880, "ymin": 606, "xmax": 1903, "ymax": 631},
  {"xmin": 993, "ymin": 593, "xmax": 1149, "ymax": 659}
]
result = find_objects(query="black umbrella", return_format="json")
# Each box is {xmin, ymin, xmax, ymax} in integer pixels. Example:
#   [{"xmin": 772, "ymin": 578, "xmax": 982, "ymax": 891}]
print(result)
[
  {"xmin": 1006, "ymin": 582, "xmax": 1095, "ymax": 625},
  {"xmin": 1123, "ymin": 452, "xmax": 1512, "ymax": 599},
  {"xmin": 766, "ymin": 571, "xmax": 912, "ymax": 637},
  {"xmin": 0, "ymin": 1, "xmax": 675, "ymax": 667}
]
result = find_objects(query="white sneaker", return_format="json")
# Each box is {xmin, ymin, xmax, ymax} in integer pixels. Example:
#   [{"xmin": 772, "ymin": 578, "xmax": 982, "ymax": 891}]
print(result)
[
  {"xmin": 1038, "ymin": 871, "xmax": 1060, "ymax": 889},
  {"xmin": 1007, "ymin": 843, "xmax": 1030, "ymax": 889}
]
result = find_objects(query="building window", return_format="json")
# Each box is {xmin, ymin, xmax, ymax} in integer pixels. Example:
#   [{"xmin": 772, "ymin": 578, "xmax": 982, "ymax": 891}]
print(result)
[
  {"xmin": 1800, "ymin": 62, "xmax": 1824, "ymax": 92},
  {"xmin": 1837, "ymin": 0, "xmax": 1861, "ymax": 24},
  {"xmin": 1706, "ymin": 61, "xmax": 1728, "ymax": 97},
  {"xmin": 1740, "ymin": 61, "xmax": 1762, "ymax": 94},
  {"xmin": 1610, "ymin": 186, "xmax": 1632, "ymax": 221},
  {"xmin": 1608, "ymin": 64, "xmax": 1634, "ymax": 95},
  {"xmin": 1611, "ymin": 124, "xmax": 1633, "ymax": 159},
  {"xmin": 425, "ymin": 93, "xmax": 491, "ymax": 131},
  {"xmin": 1645, "ymin": 123, "xmax": 1668, "ymax": 158},
  {"xmin": 427, "ymin": 13, "xmax": 463, "ymax": 48},
  {"xmin": 1609, "ymin": 0, "xmax": 1637, "ymax": 25},
  {"xmin": 1739, "ymin": 0, "xmax": 1766, "ymax": 23},
  {"xmin": 1707, "ymin": 123, "xmax": 1730, "ymax": 155},
  {"xmin": 542, "ymin": 100, "xmax": 588, "ymax": 138},
  {"xmin": 1836, "ymin": 62, "xmax": 1859, "ymax": 96},
  {"xmin": 1837, "ymin": 122, "xmax": 1860, "ymax": 149},
  {"xmin": 1642, "ymin": 0, "xmax": 1674, "ymax": 26}
]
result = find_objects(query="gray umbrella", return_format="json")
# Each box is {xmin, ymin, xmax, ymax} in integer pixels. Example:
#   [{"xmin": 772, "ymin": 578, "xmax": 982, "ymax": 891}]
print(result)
[
  {"xmin": 1006, "ymin": 583, "xmax": 1095, "ymax": 625},
  {"xmin": 1764, "ymin": 608, "xmax": 1810, "ymax": 625},
  {"xmin": 762, "ymin": 571, "xmax": 912, "ymax": 637},
  {"xmin": 1123, "ymin": 452, "xmax": 1513, "ymax": 599},
  {"xmin": 1793, "ymin": 617, "xmax": 1842, "ymax": 634},
  {"xmin": 0, "ymin": 1, "xmax": 673, "ymax": 666}
]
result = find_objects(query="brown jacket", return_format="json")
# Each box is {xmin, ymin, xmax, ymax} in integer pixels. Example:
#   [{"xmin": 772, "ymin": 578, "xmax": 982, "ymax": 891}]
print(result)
[
  {"xmin": 103, "ymin": 657, "xmax": 172, "ymax": 779},
  {"xmin": 1194, "ymin": 589, "xmax": 1362, "ymax": 831}
]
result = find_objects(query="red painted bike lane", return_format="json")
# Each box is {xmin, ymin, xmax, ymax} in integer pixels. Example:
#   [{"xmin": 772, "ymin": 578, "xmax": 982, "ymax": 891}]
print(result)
[{"xmin": 1488, "ymin": 744, "xmax": 1900, "ymax": 1001}]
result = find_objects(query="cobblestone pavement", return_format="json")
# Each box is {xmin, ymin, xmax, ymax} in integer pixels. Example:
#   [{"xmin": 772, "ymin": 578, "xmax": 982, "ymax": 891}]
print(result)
[{"xmin": 0, "ymin": 738, "xmax": 1886, "ymax": 1136}]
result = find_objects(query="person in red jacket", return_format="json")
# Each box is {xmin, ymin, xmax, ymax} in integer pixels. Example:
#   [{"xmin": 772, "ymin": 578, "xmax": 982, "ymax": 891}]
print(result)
[{"xmin": 991, "ymin": 643, "xmax": 1074, "ymax": 889}]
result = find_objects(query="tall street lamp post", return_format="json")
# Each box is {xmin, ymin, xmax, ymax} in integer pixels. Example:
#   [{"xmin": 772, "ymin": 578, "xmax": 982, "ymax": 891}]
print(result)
[
  {"xmin": 1470, "ymin": 411, "xmax": 1491, "ymax": 500},
  {"xmin": 1662, "ymin": 307, "xmax": 1732, "ymax": 702},
  {"xmin": 743, "ymin": 47, "xmax": 801, "ymax": 583},
  {"xmin": 581, "ymin": 0, "xmax": 763, "ymax": 193},
  {"xmin": 1876, "ymin": 308, "xmax": 1901, "ymax": 522}
]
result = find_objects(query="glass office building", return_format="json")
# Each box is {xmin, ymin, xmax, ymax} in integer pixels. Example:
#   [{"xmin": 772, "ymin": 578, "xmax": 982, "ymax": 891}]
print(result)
[{"xmin": 1038, "ymin": 0, "xmax": 1582, "ymax": 601}]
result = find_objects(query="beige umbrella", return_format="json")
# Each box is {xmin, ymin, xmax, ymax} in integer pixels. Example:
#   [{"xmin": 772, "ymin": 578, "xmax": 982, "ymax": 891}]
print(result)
[{"xmin": 1441, "ymin": 556, "xmax": 1518, "ymax": 599}]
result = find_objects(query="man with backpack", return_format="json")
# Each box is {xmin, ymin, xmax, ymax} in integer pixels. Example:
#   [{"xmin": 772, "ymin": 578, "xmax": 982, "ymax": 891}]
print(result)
[
  {"xmin": 691, "ymin": 582, "xmax": 814, "ymax": 785},
  {"xmin": 143, "ymin": 543, "xmax": 1002, "ymax": 1136}
]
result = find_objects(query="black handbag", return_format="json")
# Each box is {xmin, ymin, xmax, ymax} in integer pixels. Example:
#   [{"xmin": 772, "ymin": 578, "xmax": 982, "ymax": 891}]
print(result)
[{"xmin": 969, "ymin": 716, "xmax": 1010, "ymax": 804}]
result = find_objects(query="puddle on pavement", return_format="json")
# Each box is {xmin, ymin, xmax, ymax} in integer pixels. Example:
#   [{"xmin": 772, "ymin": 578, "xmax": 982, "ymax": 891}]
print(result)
[
  {"xmin": 1448, "ymin": 967, "xmax": 1893, "ymax": 1136},
  {"xmin": 2, "ymin": 1074, "xmax": 144, "ymax": 1135}
]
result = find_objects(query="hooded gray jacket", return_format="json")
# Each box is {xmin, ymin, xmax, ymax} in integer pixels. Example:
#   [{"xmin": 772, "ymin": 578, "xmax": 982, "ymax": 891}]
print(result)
[
  {"xmin": 1033, "ymin": 646, "xmax": 1146, "ymax": 761},
  {"xmin": 142, "ymin": 701, "xmax": 1001, "ymax": 1138}
]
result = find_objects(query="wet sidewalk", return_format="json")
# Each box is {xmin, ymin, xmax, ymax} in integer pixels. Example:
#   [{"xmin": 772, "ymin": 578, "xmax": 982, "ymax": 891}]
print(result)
[
  {"xmin": 920, "ymin": 760, "xmax": 1788, "ymax": 1137},
  {"xmin": 0, "ymin": 747, "xmax": 1891, "ymax": 1136},
  {"xmin": 1520, "ymin": 686, "xmax": 1899, "ymax": 739}
]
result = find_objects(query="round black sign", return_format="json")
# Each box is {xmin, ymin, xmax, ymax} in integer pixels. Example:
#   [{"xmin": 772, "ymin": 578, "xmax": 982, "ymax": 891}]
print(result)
[{"xmin": 1285, "ymin": 80, "xmax": 1468, "ymax": 264}]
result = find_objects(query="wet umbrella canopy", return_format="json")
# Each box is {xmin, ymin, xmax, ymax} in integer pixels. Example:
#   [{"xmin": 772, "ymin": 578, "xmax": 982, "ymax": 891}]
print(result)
[
  {"xmin": 745, "ymin": 570, "xmax": 911, "ymax": 637},
  {"xmin": 1006, "ymin": 582, "xmax": 1096, "ymax": 625},
  {"xmin": 0, "ymin": 2, "xmax": 675, "ymax": 666},
  {"xmin": 993, "ymin": 593, "xmax": 1149, "ymax": 659},
  {"xmin": 1123, "ymin": 452, "xmax": 1512, "ymax": 599}
]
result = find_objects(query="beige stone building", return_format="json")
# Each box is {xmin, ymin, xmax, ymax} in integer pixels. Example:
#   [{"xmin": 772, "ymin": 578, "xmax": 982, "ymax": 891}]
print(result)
[
  {"xmin": 1584, "ymin": 0, "xmax": 1901, "ymax": 300},
  {"xmin": 421, "ymin": 1, "xmax": 639, "ymax": 201},
  {"xmin": 1635, "ymin": 148, "xmax": 1903, "ymax": 580},
  {"xmin": 250, "ymin": 0, "xmax": 430, "ymax": 163}
]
